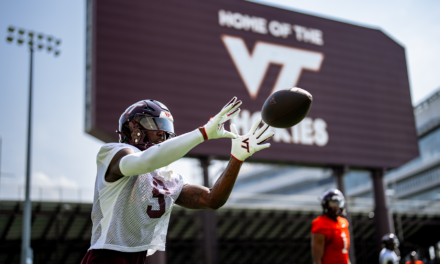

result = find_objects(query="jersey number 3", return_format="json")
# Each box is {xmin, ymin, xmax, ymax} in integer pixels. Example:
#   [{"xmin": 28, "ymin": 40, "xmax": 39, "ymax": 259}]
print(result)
[{"xmin": 147, "ymin": 178, "xmax": 170, "ymax": 219}]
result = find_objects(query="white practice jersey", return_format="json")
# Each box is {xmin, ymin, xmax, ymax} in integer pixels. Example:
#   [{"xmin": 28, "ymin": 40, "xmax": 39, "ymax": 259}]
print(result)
[
  {"xmin": 88, "ymin": 143, "xmax": 186, "ymax": 255},
  {"xmin": 379, "ymin": 248, "xmax": 399, "ymax": 264}
]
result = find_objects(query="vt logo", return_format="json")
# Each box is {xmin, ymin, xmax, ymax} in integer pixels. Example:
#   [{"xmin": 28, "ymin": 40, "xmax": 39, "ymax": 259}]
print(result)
[{"xmin": 221, "ymin": 35, "xmax": 324, "ymax": 99}]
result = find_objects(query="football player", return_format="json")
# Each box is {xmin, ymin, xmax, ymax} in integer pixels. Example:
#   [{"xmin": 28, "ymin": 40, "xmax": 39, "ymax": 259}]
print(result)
[
  {"xmin": 405, "ymin": 251, "xmax": 423, "ymax": 264},
  {"xmin": 311, "ymin": 189, "xmax": 350, "ymax": 264},
  {"xmin": 80, "ymin": 98, "xmax": 274, "ymax": 264},
  {"xmin": 379, "ymin": 233, "xmax": 400, "ymax": 264}
]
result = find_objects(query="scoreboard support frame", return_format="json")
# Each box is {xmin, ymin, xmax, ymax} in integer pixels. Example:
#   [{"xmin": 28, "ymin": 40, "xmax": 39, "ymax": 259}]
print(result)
[
  {"xmin": 333, "ymin": 166, "xmax": 357, "ymax": 264},
  {"xmin": 199, "ymin": 156, "xmax": 218, "ymax": 264},
  {"xmin": 371, "ymin": 169, "xmax": 393, "ymax": 251}
]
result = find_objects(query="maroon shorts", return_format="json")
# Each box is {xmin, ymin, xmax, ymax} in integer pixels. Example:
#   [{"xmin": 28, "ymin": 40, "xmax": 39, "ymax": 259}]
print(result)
[{"xmin": 81, "ymin": 249, "xmax": 147, "ymax": 264}]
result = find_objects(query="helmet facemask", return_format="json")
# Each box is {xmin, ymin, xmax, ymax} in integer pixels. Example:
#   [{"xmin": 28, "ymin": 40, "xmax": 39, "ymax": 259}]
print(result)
[
  {"xmin": 382, "ymin": 233, "xmax": 400, "ymax": 251},
  {"xmin": 119, "ymin": 114, "xmax": 176, "ymax": 151},
  {"xmin": 321, "ymin": 189, "xmax": 346, "ymax": 220},
  {"xmin": 324, "ymin": 197, "xmax": 346, "ymax": 218},
  {"xmin": 117, "ymin": 99, "xmax": 176, "ymax": 151}
]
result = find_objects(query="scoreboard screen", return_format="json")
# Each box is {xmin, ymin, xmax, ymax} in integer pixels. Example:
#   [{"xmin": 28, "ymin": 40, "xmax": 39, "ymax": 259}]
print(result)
[{"xmin": 86, "ymin": 0, "xmax": 418, "ymax": 168}]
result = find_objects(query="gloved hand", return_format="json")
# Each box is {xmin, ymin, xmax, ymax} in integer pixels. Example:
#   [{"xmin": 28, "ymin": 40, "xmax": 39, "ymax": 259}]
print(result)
[
  {"xmin": 230, "ymin": 118, "xmax": 274, "ymax": 161},
  {"xmin": 202, "ymin": 97, "xmax": 242, "ymax": 140}
]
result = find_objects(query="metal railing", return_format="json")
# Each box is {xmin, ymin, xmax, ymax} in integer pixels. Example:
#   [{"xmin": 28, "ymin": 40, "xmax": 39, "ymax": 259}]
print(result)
[
  {"xmin": 225, "ymin": 193, "xmax": 440, "ymax": 214},
  {"xmin": 1, "ymin": 184, "xmax": 439, "ymax": 214},
  {"xmin": 0, "ymin": 184, "xmax": 94, "ymax": 203}
]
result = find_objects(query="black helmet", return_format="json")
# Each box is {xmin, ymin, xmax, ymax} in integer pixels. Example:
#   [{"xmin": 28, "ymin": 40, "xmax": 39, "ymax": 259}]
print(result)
[
  {"xmin": 320, "ymin": 188, "xmax": 346, "ymax": 218},
  {"xmin": 117, "ymin": 100, "xmax": 176, "ymax": 150},
  {"xmin": 410, "ymin": 251, "xmax": 417, "ymax": 260},
  {"xmin": 381, "ymin": 233, "xmax": 399, "ymax": 250}
]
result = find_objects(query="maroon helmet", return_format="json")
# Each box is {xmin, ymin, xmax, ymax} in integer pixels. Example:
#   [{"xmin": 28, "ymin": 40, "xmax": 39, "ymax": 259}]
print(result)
[{"xmin": 117, "ymin": 100, "xmax": 176, "ymax": 150}]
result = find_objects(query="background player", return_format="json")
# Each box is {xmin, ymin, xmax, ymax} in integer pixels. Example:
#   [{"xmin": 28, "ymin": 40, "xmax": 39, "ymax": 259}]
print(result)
[
  {"xmin": 379, "ymin": 233, "xmax": 400, "ymax": 264},
  {"xmin": 311, "ymin": 189, "xmax": 350, "ymax": 264},
  {"xmin": 405, "ymin": 251, "xmax": 423, "ymax": 264},
  {"xmin": 81, "ymin": 98, "xmax": 274, "ymax": 264}
]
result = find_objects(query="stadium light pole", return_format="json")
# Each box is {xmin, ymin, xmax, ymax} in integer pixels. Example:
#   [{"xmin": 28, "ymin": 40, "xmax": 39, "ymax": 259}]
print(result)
[
  {"xmin": 6, "ymin": 26, "xmax": 61, "ymax": 264},
  {"xmin": 0, "ymin": 136, "xmax": 2, "ymax": 196}
]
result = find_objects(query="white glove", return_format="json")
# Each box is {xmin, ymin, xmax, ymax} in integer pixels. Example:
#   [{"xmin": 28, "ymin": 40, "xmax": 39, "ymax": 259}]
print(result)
[
  {"xmin": 230, "ymin": 118, "xmax": 274, "ymax": 161},
  {"xmin": 202, "ymin": 97, "xmax": 242, "ymax": 140}
]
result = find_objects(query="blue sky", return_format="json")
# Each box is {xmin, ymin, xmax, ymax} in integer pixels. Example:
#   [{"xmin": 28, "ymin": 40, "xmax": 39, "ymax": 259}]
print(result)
[{"xmin": 0, "ymin": 0, "xmax": 439, "ymax": 200}]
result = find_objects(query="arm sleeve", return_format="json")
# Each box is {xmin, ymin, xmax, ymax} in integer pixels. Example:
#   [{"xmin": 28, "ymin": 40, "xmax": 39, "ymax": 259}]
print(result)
[{"xmin": 119, "ymin": 129, "xmax": 204, "ymax": 176}]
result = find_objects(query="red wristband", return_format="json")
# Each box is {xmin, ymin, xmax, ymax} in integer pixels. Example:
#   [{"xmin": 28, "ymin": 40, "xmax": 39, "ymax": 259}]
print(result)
[{"xmin": 199, "ymin": 127, "xmax": 208, "ymax": 141}]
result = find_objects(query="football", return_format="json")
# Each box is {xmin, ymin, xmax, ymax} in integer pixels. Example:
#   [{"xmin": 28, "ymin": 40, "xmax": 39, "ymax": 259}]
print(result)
[{"xmin": 261, "ymin": 87, "xmax": 313, "ymax": 128}]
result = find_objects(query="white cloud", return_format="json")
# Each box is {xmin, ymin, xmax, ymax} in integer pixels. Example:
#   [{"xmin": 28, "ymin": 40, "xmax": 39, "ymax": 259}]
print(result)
[{"xmin": 32, "ymin": 172, "xmax": 79, "ymax": 189}]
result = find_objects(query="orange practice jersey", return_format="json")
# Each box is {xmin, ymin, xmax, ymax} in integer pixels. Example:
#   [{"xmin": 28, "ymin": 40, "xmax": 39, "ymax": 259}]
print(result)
[
  {"xmin": 405, "ymin": 261, "xmax": 424, "ymax": 264},
  {"xmin": 311, "ymin": 215, "xmax": 350, "ymax": 264}
]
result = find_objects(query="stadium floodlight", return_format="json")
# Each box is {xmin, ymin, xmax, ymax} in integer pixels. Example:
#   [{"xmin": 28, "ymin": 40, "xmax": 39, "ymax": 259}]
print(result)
[{"xmin": 5, "ymin": 26, "xmax": 62, "ymax": 264}]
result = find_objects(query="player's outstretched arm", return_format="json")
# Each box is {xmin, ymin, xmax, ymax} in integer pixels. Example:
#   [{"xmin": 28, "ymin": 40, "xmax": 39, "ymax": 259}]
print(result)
[
  {"xmin": 106, "ymin": 98, "xmax": 241, "ymax": 182},
  {"xmin": 175, "ymin": 119, "xmax": 274, "ymax": 210},
  {"xmin": 175, "ymin": 156, "xmax": 242, "ymax": 210},
  {"xmin": 118, "ymin": 98, "xmax": 241, "ymax": 177}
]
